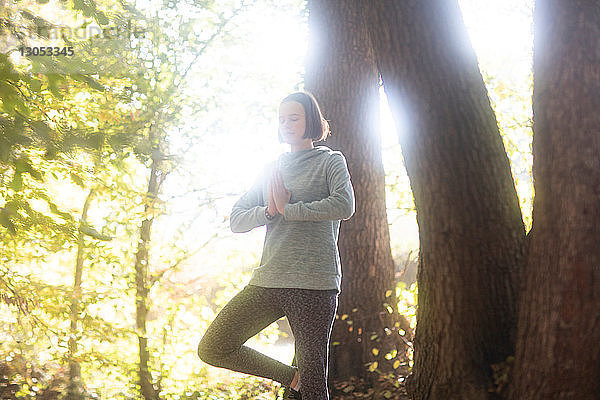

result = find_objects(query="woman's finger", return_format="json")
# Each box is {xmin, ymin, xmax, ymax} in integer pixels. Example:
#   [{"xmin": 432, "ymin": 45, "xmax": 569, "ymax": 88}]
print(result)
[{"xmin": 272, "ymin": 173, "xmax": 283, "ymax": 204}]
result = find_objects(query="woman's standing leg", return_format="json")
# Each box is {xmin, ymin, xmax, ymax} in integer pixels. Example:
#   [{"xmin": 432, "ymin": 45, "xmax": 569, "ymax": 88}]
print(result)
[
  {"xmin": 278, "ymin": 288, "xmax": 339, "ymax": 400},
  {"xmin": 197, "ymin": 285, "xmax": 297, "ymax": 386}
]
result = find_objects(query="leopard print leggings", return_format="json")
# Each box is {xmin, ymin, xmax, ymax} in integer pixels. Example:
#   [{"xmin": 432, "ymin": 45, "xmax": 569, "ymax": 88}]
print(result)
[{"xmin": 197, "ymin": 284, "xmax": 339, "ymax": 400}]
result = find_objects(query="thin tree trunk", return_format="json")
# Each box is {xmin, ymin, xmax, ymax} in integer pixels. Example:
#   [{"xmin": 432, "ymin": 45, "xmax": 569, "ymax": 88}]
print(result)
[
  {"xmin": 135, "ymin": 126, "xmax": 164, "ymax": 400},
  {"xmin": 305, "ymin": 0, "xmax": 412, "ymax": 382},
  {"xmin": 364, "ymin": 1, "xmax": 526, "ymax": 398},
  {"xmin": 510, "ymin": 1, "xmax": 600, "ymax": 398},
  {"xmin": 68, "ymin": 188, "xmax": 95, "ymax": 400}
]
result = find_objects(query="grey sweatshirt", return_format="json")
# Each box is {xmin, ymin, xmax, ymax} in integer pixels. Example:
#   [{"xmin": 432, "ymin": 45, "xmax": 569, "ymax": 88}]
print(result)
[{"xmin": 230, "ymin": 145, "xmax": 355, "ymax": 291}]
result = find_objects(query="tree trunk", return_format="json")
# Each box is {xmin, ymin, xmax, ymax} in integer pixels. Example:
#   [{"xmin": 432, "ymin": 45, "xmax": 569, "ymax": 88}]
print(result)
[
  {"xmin": 364, "ymin": 1, "xmax": 526, "ymax": 398},
  {"xmin": 134, "ymin": 126, "xmax": 164, "ymax": 400},
  {"xmin": 510, "ymin": 1, "xmax": 600, "ymax": 398},
  {"xmin": 68, "ymin": 188, "xmax": 95, "ymax": 400},
  {"xmin": 305, "ymin": 0, "xmax": 412, "ymax": 382}
]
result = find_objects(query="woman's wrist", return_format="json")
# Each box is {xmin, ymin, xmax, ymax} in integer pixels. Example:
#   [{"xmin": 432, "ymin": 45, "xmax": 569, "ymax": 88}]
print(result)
[{"xmin": 265, "ymin": 206, "xmax": 277, "ymax": 220}]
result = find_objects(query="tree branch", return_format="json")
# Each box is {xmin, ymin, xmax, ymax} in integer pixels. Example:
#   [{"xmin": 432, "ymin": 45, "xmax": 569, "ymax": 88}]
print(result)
[{"xmin": 149, "ymin": 231, "xmax": 219, "ymax": 286}]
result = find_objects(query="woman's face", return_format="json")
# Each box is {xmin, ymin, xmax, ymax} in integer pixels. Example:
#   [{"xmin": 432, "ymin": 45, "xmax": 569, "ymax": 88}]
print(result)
[{"xmin": 279, "ymin": 101, "xmax": 309, "ymax": 145}]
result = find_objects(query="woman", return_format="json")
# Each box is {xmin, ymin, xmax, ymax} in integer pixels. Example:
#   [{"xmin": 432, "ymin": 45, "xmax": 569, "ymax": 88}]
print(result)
[{"xmin": 197, "ymin": 91, "xmax": 355, "ymax": 400}]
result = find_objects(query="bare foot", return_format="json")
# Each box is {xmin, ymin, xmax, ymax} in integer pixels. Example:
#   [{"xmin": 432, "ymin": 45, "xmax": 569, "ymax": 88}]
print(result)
[{"xmin": 290, "ymin": 370, "xmax": 300, "ymax": 391}]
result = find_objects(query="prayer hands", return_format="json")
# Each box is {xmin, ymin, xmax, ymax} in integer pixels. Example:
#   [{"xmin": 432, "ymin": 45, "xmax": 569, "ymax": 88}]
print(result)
[{"xmin": 268, "ymin": 166, "xmax": 290, "ymax": 216}]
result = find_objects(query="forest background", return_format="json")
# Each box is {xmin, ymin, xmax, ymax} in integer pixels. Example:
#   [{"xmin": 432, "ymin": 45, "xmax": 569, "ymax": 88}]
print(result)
[{"xmin": 3, "ymin": 0, "xmax": 592, "ymax": 399}]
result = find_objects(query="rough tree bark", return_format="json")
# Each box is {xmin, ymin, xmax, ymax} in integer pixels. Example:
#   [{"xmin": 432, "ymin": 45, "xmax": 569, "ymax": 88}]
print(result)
[
  {"xmin": 134, "ymin": 125, "xmax": 166, "ymax": 400},
  {"xmin": 305, "ymin": 0, "xmax": 412, "ymax": 382},
  {"xmin": 364, "ymin": 1, "xmax": 526, "ymax": 398},
  {"xmin": 510, "ymin": 1, "xmax": 600, "ymax": 398},
  {"xmin": 68, "ymin": 188, "xmax": 95, "ymax": 400}
]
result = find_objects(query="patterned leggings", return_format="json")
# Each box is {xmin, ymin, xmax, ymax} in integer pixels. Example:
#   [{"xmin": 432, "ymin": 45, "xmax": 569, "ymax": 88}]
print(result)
[{"xmin": 197, "ymin": 284, "xmax": 339, "ymax": 400}]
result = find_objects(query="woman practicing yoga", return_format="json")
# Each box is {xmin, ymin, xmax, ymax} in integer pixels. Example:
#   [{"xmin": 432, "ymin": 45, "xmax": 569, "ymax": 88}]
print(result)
[{"xmin": 197, "ymin": 91, "xmax": 355, "ymax": 400}]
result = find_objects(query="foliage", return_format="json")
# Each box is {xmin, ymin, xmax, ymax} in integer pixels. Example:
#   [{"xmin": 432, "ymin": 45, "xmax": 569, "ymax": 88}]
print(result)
[
  {"xmin": 483, "ymin": 70, "xmax": 534, "ymax": 230},
  {"xmin": 0, "ymin": 358, "xmax": 281, "ymax": 400},
  {"xmin": 0, "ymin": 0, "xmax": 536, "ymax": 398},
  {"xmin": 331, "ymin": 373, "xmax": 410, "ymax": 400}
]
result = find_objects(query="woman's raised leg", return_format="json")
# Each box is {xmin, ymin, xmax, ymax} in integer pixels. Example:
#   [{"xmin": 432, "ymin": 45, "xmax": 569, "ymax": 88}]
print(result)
[{"xmin": 197, "ymin": 285, "xmax": 297, "ymax": 386}]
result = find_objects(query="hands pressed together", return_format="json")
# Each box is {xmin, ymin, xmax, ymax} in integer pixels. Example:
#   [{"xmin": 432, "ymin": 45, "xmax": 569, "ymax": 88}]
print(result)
[{"xmin": 267, "ymin": 166, "xmax": 291, "ymax": 217}]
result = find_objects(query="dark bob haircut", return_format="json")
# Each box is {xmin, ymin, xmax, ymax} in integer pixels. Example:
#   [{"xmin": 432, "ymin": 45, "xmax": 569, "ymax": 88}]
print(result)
[{"xmin": 278, "ymin": 91, "xmax": 331, "ymax": 143}]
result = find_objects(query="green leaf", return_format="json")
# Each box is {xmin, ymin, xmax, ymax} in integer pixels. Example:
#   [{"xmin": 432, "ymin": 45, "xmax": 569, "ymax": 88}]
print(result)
[
  {"xmin": 70, "ymin": 172, "xmax": 85, "ymax": 187},
  {"xmin": 11, "ymin": 172, "xmax": 23, "ymax": 191},
  {"xmin": 0, "ymin": 208, "xmax": 17, "ymax": 234},
  {"xmin": 71, "ymin": 74, "xmax": 105, "ymax": 92},
  {"xmin": 30, "ymin": 78, "xmax": 43, "ymax": 93},
  {"xmin": 29, "ymin": 120, "xmax": 53, "ymax": 142},
  {"xmin": 47, "ymin": 73, "xmax": 65, "ymax": 99},
  {"xmin": 15, "ymin": 157, "xmax": 43, "ymax": 181},
  {"xmin": 95, "ymin": 10, "xmax": 109, "ymax": 25},
  {"xmin": 72, "ymin": 0, "xmax": 88, "ymax": 13},
  {"xmin": 48, "ymin": 202, "xmax": 73, "ymax": 221},
  {"xmin": 0, "ymin": 81, "xmax": 27, "ymax": 115}
]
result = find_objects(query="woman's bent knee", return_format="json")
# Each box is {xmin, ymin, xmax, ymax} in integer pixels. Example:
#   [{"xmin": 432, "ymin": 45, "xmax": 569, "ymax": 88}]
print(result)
[
  {"xmin": 197, "ymin": 336, "xmax": 217, "ymax": 365},
  {"xmin": 197, "ymin": 335, "xmax": 228, "ymax": 366}
]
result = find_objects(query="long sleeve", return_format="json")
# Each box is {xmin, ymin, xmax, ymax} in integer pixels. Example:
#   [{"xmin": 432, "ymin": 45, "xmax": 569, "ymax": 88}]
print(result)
[
  {"xmin": 229, "ymin": 165, "xmax": 279, "ymax": 233},
  {"xmin": 283, "ymin": 153, "xmax": 355, "ymax": 222}
]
